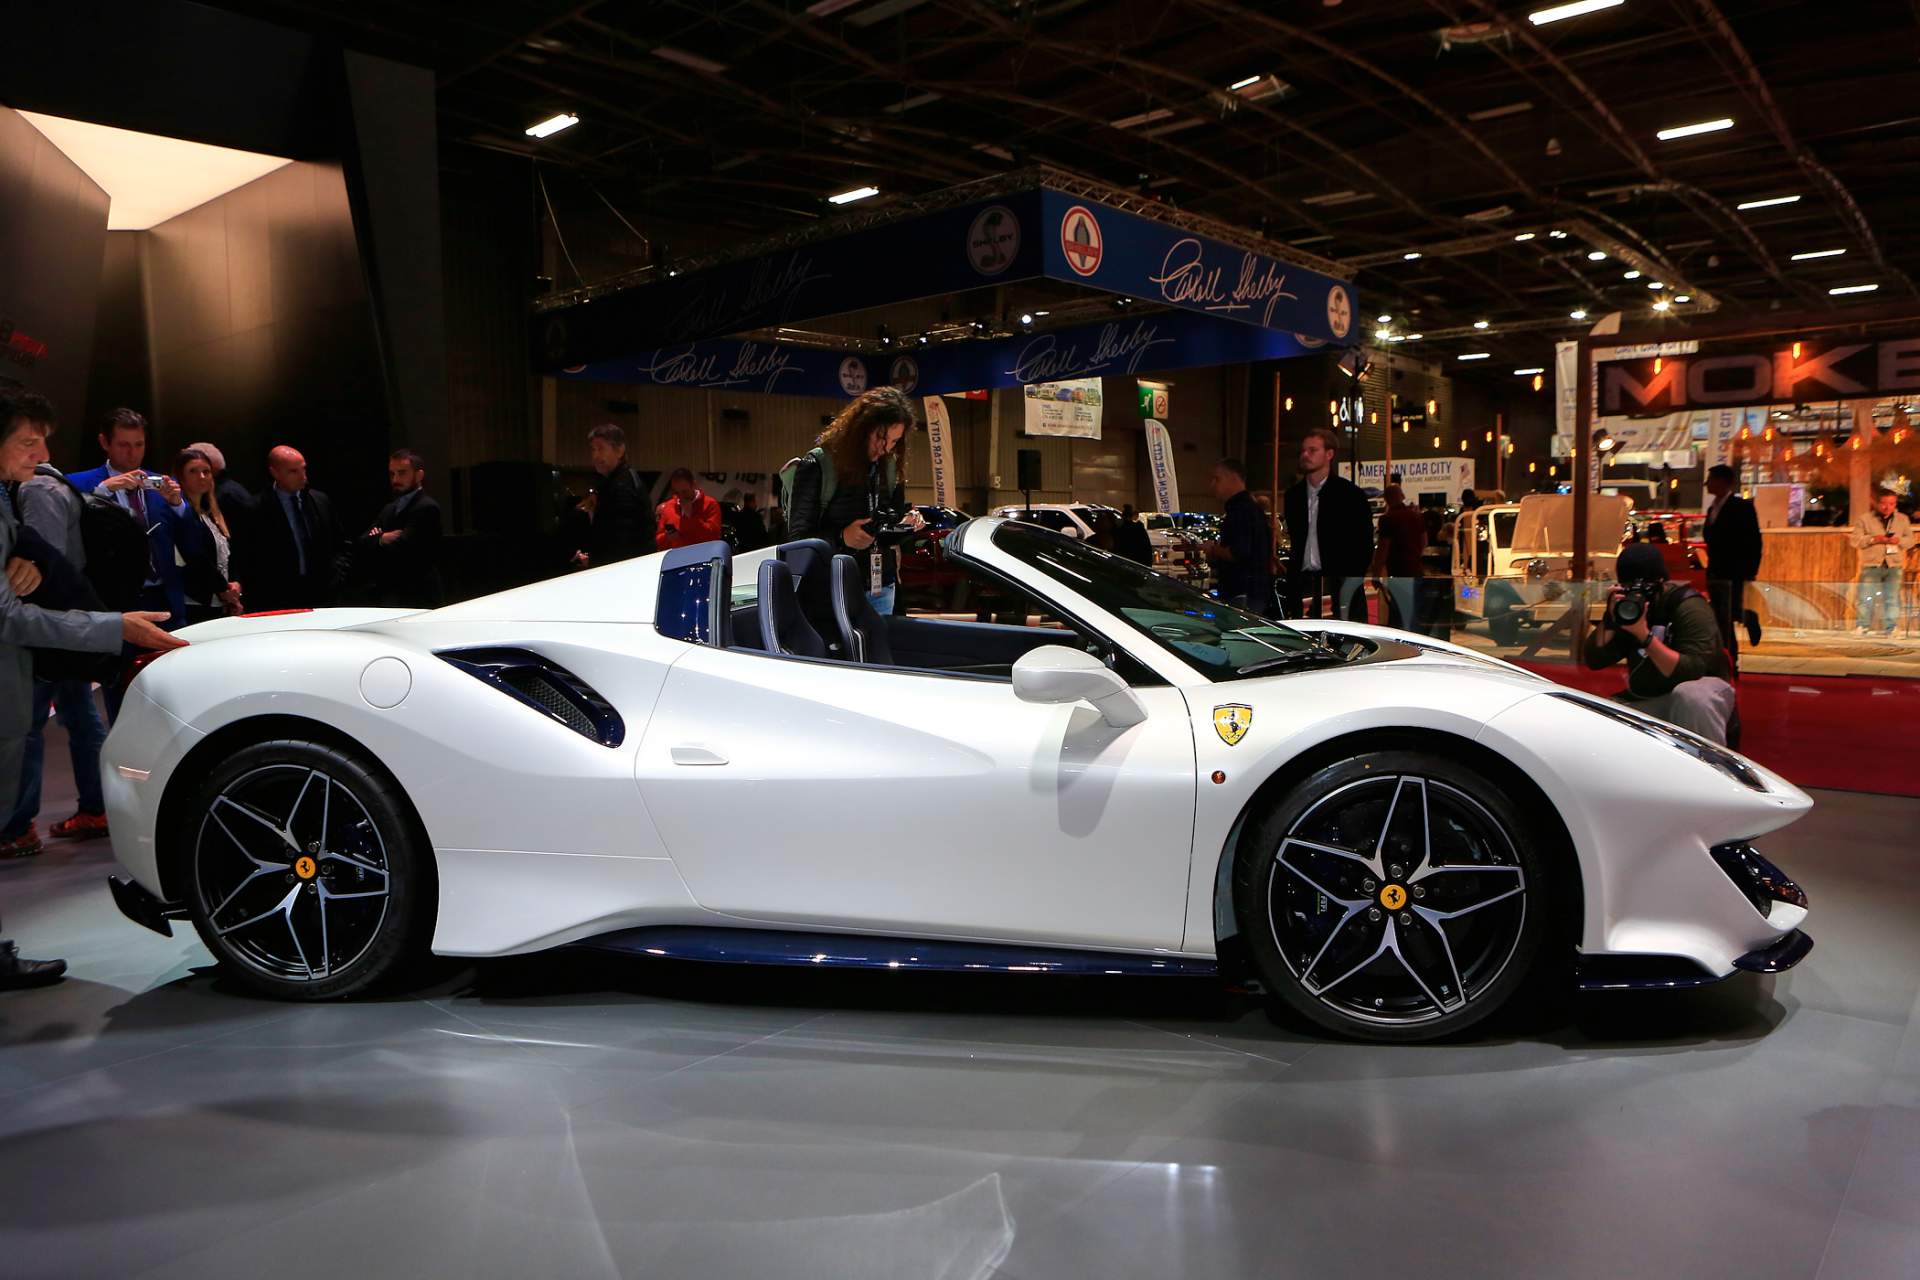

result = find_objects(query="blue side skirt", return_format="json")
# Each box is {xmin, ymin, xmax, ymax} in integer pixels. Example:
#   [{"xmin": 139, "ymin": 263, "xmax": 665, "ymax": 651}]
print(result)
[{"xmin": 580, "ymin": 927, "xmax": 1221, "ymax": 978}]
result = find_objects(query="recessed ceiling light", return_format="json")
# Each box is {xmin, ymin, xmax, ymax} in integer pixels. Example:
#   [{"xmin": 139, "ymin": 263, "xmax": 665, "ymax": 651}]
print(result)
[
  {"xmin": 1623, "ymin": 270, "xmax": 1641, "ymax": 279},
  {"xmin": 1587, "ymin": 251, "xmax": 1607, "ymax": 261},
  {"xmin": 1458, "ymin": 352, "xmax": 1491, "ymax": 361},
  {"xmin": 1674, "ymin": 294, "xmax": 1691, "ymax": 303},
  {"xmin": 1548, "ymin": 229, "xmax": 1568, "ymax": 239},
  {"xmin": 1657, "ymin": 118, "xmax": 1734, "ymax": 141},
  {"xmin": 1375, "ymin": 327, "xmax": 1391, "ymax": 339},
  {"xmin": 1831, "ymin": 283, "xmax": 1880, "ymax": 295},
  {"xmin": 525, "ymin": 112, "xmax": 580, "ymax": 138},
  {"xmin": 1405, "ymin": 334, "xmax": 1424, "ymax": 340},
  {"xmin": 1473, "ymin": 320, "xmax": 1490, "ymax": 329},
  {"xmin": 1403, "ymin": 251, "xmax": 1422, "ymax": 260},
  {"xmin": 1377, "ymin": 314, "xmax": 1392, "ymax": 323},
  {"xmin": 1514, "ymin": 232, "xmax": 1536, "ymax": 242},
  {"xmin": 1514, "ymin": 367, "xmax": 1546, "ymax": 375},
  {"xmin": 1033, "ymin": 309, "xmax": 1050, "ymax": 317},
  {"xmin": 1529, "ymin": 0, "xmax": 1624, "ymax": 24},
  {"xmin": 1736, "ymin": 194, "xmax": 1800, "ymax": 210},
  {"xmin": 1791, "ymin": 248, "xmax": 1847, "ymax": 261},
  {"xmin": 1570, "ymin": 309, "xmax": 1588, "ymax": 320},
  {"xmin": 1652, "ymin": 299, "xmax": 1671, "ymax": 312},
  {"xmin": 828, "ymin": 185, "xmax": 880, "ymax": 204},
  {"xmin": 1229, "ymin": 74, "xmax": 1262, "ymax": 91}
]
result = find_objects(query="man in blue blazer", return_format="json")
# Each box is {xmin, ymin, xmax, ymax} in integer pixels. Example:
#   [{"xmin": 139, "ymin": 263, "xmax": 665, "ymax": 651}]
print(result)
[{"xmin": 66, "ymin": 408, "xmax": 194, "ymax": 626}]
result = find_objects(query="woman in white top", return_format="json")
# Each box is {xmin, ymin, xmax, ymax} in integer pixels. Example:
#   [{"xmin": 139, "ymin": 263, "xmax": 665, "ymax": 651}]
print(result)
[{"xmin": 171, "ymin": 448, "xmax": 243, "ymax": 621}]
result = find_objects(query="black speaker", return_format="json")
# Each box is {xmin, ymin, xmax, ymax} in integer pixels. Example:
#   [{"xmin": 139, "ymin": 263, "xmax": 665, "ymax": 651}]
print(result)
[{"xmin": 1017, "ymin": 448, "xmax": 1042, "ymax": 491}]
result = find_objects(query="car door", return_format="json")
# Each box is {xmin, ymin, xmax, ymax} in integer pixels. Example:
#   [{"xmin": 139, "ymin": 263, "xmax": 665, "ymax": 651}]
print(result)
[{"xmin": 635, "ymin": 646, "xmax": 1196, "ymax": 951}]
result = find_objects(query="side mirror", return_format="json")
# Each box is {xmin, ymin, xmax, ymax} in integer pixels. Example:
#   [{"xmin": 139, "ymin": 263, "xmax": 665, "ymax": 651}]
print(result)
[{"xmin": 1012, "ymin": 645, "xmax": 1147, "ymax": 729}]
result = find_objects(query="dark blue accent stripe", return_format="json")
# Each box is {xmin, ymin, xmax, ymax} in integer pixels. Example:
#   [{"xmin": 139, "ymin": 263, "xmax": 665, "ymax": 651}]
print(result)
[
  {"xmin": 1731, "ymin": 928, "xmax": 1814, "ymax": 975},
  {"xmin": 581, "ymin": 927, "xmax": 1219, "ymax": 977}
]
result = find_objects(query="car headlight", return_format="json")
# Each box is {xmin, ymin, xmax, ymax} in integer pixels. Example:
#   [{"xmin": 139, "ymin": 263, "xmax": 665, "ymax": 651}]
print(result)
[{"xmin": 1546, "ymin": 691, "xmax": 1766, "ymax": 792}]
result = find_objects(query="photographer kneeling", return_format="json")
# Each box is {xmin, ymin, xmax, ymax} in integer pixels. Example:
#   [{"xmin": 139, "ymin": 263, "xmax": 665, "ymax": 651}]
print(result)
[{"xmin": 1583, "ymin": 542, "xmax": 1736, "ymax": 745}]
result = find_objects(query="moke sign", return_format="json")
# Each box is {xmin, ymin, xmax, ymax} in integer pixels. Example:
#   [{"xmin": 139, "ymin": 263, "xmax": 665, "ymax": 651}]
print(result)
[{"xmin": 1598, "ymin": 337, "xmax": 1920, "ymax": 416}]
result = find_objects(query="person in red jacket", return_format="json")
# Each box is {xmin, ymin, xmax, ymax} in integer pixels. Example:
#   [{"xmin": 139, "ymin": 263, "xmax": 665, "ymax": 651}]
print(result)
[{"xmin": 655, "ymin": 468, "xmax": 724, "ymax": 550}]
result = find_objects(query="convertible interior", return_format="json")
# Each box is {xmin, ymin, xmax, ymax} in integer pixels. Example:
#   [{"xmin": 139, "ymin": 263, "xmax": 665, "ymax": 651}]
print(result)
[{"xmin": 716, "ymin": 538, "xmax": 1111, "ymax": 680}]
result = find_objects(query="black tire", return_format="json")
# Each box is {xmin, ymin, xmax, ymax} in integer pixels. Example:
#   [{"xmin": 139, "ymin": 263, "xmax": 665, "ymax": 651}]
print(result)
[
  {"xmin": 1233, "ymin": 750, "xmax": 1550, "ymax": 1042},
  {"xmin": 182, "ymin": 738, "xmax": 427, "ymax": 1000},
  {"xmin": 1486, "ymin": 587, "xmax": 1522, "ymax": 647}
]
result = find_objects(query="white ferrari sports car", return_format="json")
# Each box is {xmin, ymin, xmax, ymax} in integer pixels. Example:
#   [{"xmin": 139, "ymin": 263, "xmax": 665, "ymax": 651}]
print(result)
[{"xmin": 102, "ymin": 517, "xmax": 1812, "ymax": 1041}]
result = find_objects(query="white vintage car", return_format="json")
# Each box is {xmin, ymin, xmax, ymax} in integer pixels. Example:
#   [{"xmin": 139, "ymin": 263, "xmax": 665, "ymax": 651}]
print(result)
[
  {"xmin": 1453, "ymin": 493, "xmax": 1631, "ymax": 646},
  {"xmin": 101, "ymin": 518, "xmax": 1811, "ymax": 1042}
]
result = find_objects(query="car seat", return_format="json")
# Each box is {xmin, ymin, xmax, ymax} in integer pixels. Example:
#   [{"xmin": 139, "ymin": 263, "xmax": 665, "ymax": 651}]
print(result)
[
  {"xmin": 757, "ymin": 559, "xmax": 828, "ymax": 658},
  {"xmin": 830, "ymin": 554, "xmax": 894, "ymax": 664},
  {"xmin": 776, "ymin": 539, "xmax": 840, "ymax": 652}
]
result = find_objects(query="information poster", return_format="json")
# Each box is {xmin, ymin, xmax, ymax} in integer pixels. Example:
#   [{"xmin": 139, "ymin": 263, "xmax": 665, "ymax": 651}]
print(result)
[{"xmin": 1023, "ymin": 377, "xmax": 1103, "ymax": 438}]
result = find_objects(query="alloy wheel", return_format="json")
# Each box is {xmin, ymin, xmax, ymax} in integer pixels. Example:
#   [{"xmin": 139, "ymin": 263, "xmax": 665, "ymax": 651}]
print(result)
[
  {"xmin": 193, "ymin": 764, "xmax": 392, "ymax": 983},
  {"xmin": 1266, "ymin": 773, "xmax": 1527, "ymax": 1028}
]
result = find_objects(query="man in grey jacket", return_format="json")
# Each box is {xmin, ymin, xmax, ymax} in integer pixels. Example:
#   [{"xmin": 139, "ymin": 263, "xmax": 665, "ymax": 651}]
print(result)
[
  {"xmin": 0, "ymin": 455, "xmax": 112, "ymax": 856},
  {"xmin": 0, "ymin": 387, "xmax": 181, "ymax": 990}
]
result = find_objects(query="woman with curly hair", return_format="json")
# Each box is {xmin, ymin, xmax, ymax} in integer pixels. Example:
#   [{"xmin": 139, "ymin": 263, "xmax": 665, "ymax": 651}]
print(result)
[{"xmin": 786, "ymin": 386, "xmax": 925, "ymax": 614}]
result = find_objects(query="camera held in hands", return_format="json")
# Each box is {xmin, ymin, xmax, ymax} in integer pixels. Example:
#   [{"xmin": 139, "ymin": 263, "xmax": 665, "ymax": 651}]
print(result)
[
  {"xmin": 1607, "ymin": 580, "xmax": 1660, "ymax": 629},
  {"xmin": 141, "ymin": 472, "xmax": 170, "ymax": 491},
  {"xmin": 866, "ymin": 498, "xmax": 916, "ymax": 544}
]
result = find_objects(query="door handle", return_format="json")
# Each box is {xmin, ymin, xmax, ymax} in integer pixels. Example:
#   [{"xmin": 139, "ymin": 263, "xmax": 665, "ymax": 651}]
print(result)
[{"xmin": 670, "ymin": 745, "xmax": 729, "ymax": 766}]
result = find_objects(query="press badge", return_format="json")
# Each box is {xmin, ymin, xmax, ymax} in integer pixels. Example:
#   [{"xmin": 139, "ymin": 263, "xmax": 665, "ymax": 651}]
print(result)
[{"xmin": 869, "ymin": 550, "xmax": 883, "ymax": 592}]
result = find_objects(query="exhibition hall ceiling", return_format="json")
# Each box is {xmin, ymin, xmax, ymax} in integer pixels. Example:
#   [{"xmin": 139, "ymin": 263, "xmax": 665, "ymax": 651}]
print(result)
[{"xmin": 207, "ymin": 0, "xmax": 1920, "ymax": 361}]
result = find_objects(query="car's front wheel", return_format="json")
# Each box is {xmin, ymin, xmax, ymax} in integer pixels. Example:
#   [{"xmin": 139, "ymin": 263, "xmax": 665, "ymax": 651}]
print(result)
[
  {"xmin": 1234, "ymin": 750, "xmax": 1551, "ymax": 1042},
  {"xmin": 183, "ymin": 739, "xmax": 427, "ymax": 1000}
]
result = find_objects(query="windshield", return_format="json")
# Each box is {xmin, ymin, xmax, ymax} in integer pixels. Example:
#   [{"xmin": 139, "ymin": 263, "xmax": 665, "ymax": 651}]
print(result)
[{"xmin": 989, "ymin": 521, "xmax": 1323, "ymax": 680}]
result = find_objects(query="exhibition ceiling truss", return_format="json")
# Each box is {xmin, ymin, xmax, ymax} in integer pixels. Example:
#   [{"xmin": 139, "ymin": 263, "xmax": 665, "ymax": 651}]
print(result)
[{"xmin": 214, "ymin": 0, "xmax": 1920, "ymax": 365}]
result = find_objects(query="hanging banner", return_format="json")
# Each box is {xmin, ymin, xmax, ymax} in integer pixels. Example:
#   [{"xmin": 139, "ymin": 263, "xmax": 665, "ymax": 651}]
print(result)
[
  {"xmin": 554, "ymin": 310, "xmax": 1320, "ymax": 400},
  {"xmin": 1353, "ymin": 458, "xmax": 1474, "ymax": 504},
  {"xmin": 1144, "ymin": 418, "xmax": 1181, "ymax": 513},
  {"xmin": 922, "ymin": 394, "xmax": 955, "ymax": 507},
  {"xmin": 1024, "ymin": 378, "xmax": 1103, "ymax": 438},
  {"xmin": 1598, "ymin": 337, "xmax": 1920, "ymax": 415}
]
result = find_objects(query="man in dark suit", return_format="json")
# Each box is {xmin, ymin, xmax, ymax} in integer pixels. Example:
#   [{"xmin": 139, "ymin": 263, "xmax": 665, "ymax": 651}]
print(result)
[
  {"xmin": 1283, "ymin": 426, "xmax": 1373, "ymax": 621},
  {"xmin": 1202, "ymin": 459, "xmax": 1275, "ymax": 615},
  {"xmin": 570, "ymin": 424, "xmax": 654, "ymax": 568},
  {"xmin": 352, "ymin": 449, "xmax": 443, "ymax": 608},
  {"xmin": 1702, "ymin": 462, "xmax": 1763, "ymax": 668},
  {"xmin": 241, "ymin": 445, "xmax": 341, "ymax": 612}
]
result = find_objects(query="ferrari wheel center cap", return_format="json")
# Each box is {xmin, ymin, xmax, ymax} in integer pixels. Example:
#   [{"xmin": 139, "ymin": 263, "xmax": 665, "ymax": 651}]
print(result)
[
  {"xmin": 294, "ymin": 855, "xmax": 318, "ymax": 881},
  {"xmin": 1379, "ymin": 884, "xmax": 1408, "ymax": 911}
]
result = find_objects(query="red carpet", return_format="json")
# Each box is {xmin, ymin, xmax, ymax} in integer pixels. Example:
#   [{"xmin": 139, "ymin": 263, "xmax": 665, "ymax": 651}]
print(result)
[{"xmin": 1513, "ymin": 661, "xmax": 1920, "ymax": 798}]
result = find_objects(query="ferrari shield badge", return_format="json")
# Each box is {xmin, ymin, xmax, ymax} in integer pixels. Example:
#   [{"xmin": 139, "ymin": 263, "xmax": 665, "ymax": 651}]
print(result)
[{"xmin": 1213, "ymin": 704, "xmax": 1253, "ymax": 746}]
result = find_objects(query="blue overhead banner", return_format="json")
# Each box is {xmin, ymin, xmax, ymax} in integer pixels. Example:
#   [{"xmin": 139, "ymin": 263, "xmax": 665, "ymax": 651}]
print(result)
[
  {"xmin": 556, "ymin": 309, "xmax": 1320, "ymax": 398},
  {"xmin": 1040, "ymin": 190, "xmax": 1356, "ymax": 344},
  {"xmin": 535, "ymin": 178, "xmax": 1356, "ymax": 372}
]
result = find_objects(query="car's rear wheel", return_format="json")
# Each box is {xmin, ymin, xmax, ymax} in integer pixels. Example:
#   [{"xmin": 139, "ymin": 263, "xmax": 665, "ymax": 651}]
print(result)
[
  {"xmin": 183, "ymin": 739, "xmax": 426, "ymax": 1000},
  {"xmin": 1234, "ymin": 750, "xmax": 1549, "ymax": 1042}
]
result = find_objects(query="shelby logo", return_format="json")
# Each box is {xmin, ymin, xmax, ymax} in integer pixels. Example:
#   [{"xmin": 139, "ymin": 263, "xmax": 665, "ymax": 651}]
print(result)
[{"xmin": 1600, "ymin": 338, "xmax": 1920, "ymax": 415}]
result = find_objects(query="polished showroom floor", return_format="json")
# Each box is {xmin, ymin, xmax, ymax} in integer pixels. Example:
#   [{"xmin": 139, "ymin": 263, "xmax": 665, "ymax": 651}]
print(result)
[{"xmin": 3, "ymin": 742, "xmax": 1918, "ymax": 1279}]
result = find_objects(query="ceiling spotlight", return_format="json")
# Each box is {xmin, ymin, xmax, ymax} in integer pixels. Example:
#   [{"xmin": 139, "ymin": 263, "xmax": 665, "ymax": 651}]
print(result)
[
  {"xmin": 1623, "ymin": 270, "xmax": 1642, "ymax": 280},
  {"xmin": 827, "ymin": 185, "xmax": 880, "ymax": 204},
  {"xmin": 1458, "ymin": 352, "xmax": 1491, "ymax": 361},
  {"xmin": 1530, "ymin": 0, "xmax": 1624, "ymax": 24},
  {"xmin": 1405, "ymin": 333, "xmax": 1424, "ymax": 340},
  {"xmin": 1674, "ymin": 294, "xmax": 1692, "ymax": 303},
  {"xmin": 1791, "ymin": 248, "xmax": 1847, "ymax": 261},
  {"xmin": 1112, "ymin": 296, "xmax": 1133, "ymax": 310},
  {"xmin": 1403, "ymin": 251, "xmax": 1422, "ymax": 260},
  {"xmin": 1473, "ymin": 320, "xmax": 1490, "ymax": 330},
  {"xmin": 1019, "ymin": 312, "xmax": 1034, "ymax": 326},
  {"xmin": 1033, "ymin": 309, "xmax": 1050, "ymax": 317},
  {"xmin": 1831, "ymin": 283, "xmax": 1880, "ymax": 295},
  {"xmin": 525, "ymin": 112, "xmax": 581, "ymax": 138},
  {"xmin": 1587, "ymin": 251, "xmax": 1607, "ymax": 261},
  {"xmin": 917, "ymin": 333, "xmax": 930, "ymax": 346},
  {"xmin": 1514, "ymin": 232, "xmax": 1536, "ymax": 242},
  {"xmin": 1548, "ymin": 229, "xmax": 1568, "ymax": 239},
  {"xmin": 1657, "ymin": 118, "xmax": 1734, "ymax": 141},
  {"xmin": 1652, "ymin": 299, "xmax": 1671, "ymax": 312},
  {"xmin": 877, "ymin": 325, "xmax": 895, "ymax": 348},
  {"xmin": 1229, "ymin": 74, "xmax": 1262, "ymax": 91},
  {"xmin": 1375, "ymin": 327, "xmax": 1391, "ymax": 340},
  {"xmin": 1377, "ymin": 314, "xmax": 1392, "ymax": 323},
  {"xmin": 1736, "ymin": 194, "xmax": 1800, "ymax": 210},
  {"xmin": 1514, "ymin": 367, "xmax": 1545, "ymax": 375},
  {"xmin": 1647, "ymin": 280, "xmax": 1665, "ymax": 289},
  {"xmin": 1570, "ymin": 309, "xmax": 1588, "ymax": 320}
]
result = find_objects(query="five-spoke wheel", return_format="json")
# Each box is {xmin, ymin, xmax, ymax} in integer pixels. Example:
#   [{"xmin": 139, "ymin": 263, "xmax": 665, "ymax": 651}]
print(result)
[
  {"xmin": 1236, "ymin": 750, "xmax": 1550, "ymax": 1041},
  {"xmin": 185, "ymin": 739, "xmax": 426, "ymax": 999}
]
